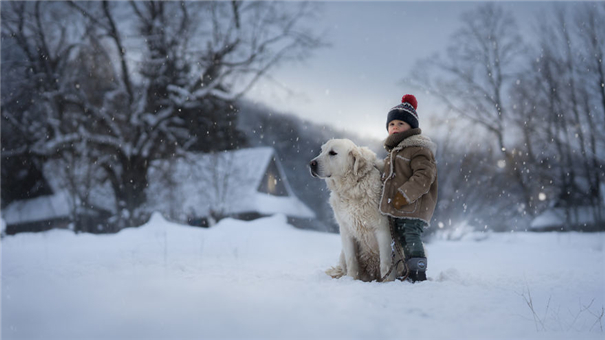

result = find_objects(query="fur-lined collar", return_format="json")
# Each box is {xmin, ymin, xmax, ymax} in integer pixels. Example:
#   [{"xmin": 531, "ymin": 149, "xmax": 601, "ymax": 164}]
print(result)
[{"xmin": 393, "ymin": 134, "xmax": 437, "ymax": 155}]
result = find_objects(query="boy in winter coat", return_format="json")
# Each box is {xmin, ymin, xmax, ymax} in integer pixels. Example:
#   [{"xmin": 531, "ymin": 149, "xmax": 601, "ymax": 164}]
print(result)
[{"xmin": 379, "ymin": 94, "xmax": 438, "ymax": 282}]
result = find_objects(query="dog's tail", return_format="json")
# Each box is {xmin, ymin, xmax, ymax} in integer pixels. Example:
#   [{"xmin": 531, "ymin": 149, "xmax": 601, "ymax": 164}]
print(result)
[{"xmin": 325, "ymin": 265, "xmax": 346, "ymax": 279}]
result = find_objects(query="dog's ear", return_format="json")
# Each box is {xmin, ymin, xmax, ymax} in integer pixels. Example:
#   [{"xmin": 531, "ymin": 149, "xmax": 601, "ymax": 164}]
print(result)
[{"xmin": 351, "ymin": 147, "xmax": 369, "ymax": 176}]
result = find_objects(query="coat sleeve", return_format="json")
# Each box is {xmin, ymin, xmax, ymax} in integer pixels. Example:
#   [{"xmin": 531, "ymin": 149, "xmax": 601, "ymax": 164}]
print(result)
[{"xmin": 397, "ymin": 148, "xmax": 436, "ymax": 204}]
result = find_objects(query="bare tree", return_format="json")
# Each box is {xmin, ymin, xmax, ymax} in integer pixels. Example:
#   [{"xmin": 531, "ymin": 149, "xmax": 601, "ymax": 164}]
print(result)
[
  {"xmin": 574, "ymin": 2, "xmax": 605, "ymax": 223},
  {"xmin": 405, "ymin": 3, "xmax": 537, "ymax": 216},
  {"xmin": 523, "ymin": 4, "xmax": 605, "ymax": 228},
  {"xmin": 406, "ymin": 3, "xmax": 605, "ymax": 231},
  {"xmin": 1, "ymin": 1, "xmax": 325, "ymax": 228}
]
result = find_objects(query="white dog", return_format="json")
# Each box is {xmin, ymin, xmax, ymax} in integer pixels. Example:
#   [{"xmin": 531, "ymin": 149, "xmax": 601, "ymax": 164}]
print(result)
[{"xmin": 310, "ymin": 139, "xmax": 404, "ymax": 282}]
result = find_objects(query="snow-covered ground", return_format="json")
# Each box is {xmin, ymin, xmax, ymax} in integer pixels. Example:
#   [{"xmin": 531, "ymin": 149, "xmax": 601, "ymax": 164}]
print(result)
[{"xmin": 1, "ymin": 213, "xmax": 604, "ymax": 339}]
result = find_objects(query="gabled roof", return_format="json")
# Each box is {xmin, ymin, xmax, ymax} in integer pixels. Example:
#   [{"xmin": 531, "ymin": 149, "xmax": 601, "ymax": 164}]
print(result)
[{"xmin": 146, "ymin": 147, "xmax": 315, "ymax": 219}]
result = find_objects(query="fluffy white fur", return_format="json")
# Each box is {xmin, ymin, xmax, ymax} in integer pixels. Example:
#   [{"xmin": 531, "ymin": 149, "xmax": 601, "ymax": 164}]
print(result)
[{"xmin": 310, "ymin": 139, "xmax": 403, "ymax": 282}]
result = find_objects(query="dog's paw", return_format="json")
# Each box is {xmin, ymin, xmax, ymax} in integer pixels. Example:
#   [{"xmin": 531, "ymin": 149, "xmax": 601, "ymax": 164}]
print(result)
[{"xmin": 325, "ymin": 266, "xmax": 346, "ymax": 279}]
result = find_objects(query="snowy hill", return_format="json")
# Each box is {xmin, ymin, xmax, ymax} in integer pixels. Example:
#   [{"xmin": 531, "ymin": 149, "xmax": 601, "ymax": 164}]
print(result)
[{"xmin": 1, "ymin": 214, "xmax": 603, "ymax": 339}]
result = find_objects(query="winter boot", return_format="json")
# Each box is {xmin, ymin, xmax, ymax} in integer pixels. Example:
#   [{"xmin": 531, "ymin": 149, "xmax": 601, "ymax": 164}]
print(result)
[{"xmin": 406, "ymin": 257, "xmax": 427, "ymax": 282}]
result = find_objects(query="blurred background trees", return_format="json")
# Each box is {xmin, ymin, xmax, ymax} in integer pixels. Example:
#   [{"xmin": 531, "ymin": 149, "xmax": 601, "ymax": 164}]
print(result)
[
  {"xmin": 1, "ymin": 1, "xmax": 324, "ymax": 230},
  {"xmin": 408, "ymin": 2, "xmax": 605, "ymax": 231},
  {"xmin": 2, "ymin": 1, "xmax": 603, "ymax": 234}
]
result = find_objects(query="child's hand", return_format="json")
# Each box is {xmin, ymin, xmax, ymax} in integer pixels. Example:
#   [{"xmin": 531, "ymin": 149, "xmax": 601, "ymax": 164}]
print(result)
[{"xmin": 393, "ymin": 191, "xmax": 410, "ymax": 209}]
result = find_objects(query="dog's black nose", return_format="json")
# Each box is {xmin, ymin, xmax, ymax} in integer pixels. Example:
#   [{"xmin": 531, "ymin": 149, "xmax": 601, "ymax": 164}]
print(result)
[{"xmin": 309, "ymin": 160, "xmax": 318, "ymax": 177}]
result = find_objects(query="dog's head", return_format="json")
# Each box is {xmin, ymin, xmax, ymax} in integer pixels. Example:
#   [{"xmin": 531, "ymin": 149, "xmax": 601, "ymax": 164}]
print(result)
[{"xmin": 309, "ymin": 139, "xmax": 374, "ymax": 179}]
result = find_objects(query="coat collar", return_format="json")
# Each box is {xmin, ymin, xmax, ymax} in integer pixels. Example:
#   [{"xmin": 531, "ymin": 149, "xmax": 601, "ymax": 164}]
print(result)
[
  {"xmin": 390, "ymin": 132, "xmax": 437, "ymax": 155},
  {"xmin": 384, "ymin": 128, "xmax": 421, "ymax": 151}
]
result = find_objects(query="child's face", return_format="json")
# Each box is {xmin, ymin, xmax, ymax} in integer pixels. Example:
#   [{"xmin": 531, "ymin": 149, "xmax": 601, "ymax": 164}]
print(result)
[{"xmin": 388, "ymin": 120, "xmax": 411, "ymax": 135}]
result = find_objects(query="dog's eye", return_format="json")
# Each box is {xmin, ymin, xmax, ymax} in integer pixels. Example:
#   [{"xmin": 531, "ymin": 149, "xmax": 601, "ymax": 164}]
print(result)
[{"xmin": 329, "ymin": 150, "xmax": 337, "ymax": 156}]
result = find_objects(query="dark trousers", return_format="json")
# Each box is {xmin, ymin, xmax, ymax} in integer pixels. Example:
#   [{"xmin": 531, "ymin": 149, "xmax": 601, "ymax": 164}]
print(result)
[{"xmin": 394, "ymin": 218, "xmax": 426, "ymax": 258}]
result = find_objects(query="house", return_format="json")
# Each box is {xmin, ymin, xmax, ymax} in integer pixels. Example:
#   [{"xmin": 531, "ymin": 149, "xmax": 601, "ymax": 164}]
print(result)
[
  {"xmin": 2, "ymin": 191, "xmax": 74, "ymax": 235},
  {"xmin": 2, "ymin": 147, "xmax": 316, "ymax": 234},
  {"xmin": 2, "ymin": 158, "xmax": 117, "ymax": 235},
  {"xmin": 2, "ymin": 189, "xmax": 115, "ymax": 235},
  {"xmin": 146, "ymin": 147, "xmax": 315, "ymax": 226},
  {"xmin": 1, "ymin": 190, "xmax": 112, "ymax": 235}
]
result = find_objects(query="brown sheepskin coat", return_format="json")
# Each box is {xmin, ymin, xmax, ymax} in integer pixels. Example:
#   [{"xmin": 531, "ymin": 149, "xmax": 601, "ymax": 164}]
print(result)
[{"xmin": 379, "ymin": 129, "xmax": 438, "ymax": 226}]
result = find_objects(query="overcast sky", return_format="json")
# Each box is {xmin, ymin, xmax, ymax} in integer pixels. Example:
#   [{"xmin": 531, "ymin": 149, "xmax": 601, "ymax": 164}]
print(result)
[{"xmin": 244, "ymin": 1, "xmax": 554, "ymax": 140}]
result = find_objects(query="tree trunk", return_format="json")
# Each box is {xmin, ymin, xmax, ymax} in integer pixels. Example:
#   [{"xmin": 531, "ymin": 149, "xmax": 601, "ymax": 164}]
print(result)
[{"xmin": 118, "ymin": 154, "xmax": 149, "ymax": 227}]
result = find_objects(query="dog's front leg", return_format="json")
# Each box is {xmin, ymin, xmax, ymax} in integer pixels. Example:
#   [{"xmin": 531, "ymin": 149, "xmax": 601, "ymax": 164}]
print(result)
[
  {"xmin": 376, "ymin": 227, "xmax": 396, "ymax": 281},
  {"xmin": 340, "ymin": 228, "xmax": 360, "ymax": 279}
]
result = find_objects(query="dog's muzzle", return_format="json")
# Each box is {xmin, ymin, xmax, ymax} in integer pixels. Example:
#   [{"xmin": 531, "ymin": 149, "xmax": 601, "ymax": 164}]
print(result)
[{"xmin": 309, "ymin": 160, "xmax": 319, "ymax": 178}]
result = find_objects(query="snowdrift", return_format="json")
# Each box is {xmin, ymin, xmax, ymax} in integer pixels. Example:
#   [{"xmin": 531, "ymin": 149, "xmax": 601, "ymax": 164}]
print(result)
[{"xmin": 1, "ymin": 213, "xmax": 603, "ymax": 339}]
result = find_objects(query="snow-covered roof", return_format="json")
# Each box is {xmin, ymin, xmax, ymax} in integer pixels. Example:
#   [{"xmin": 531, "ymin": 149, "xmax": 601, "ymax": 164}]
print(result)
[
  {"xmin": 2, "ymin": 190, "xmax": 73, "ymax": 225},
  {"xmin": 1, "ymin": 216, "xmax": 7, "ymax": 235},
  {"xmin": 146, "ymin": 147, "xmax": 315, "ymax": 220}
]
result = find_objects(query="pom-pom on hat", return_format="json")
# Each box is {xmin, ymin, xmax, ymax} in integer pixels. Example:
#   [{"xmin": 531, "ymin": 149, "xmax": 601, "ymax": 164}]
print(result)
[{"xmin": 386, "ymin": 94, "xmax": 419, "ymax": 130}]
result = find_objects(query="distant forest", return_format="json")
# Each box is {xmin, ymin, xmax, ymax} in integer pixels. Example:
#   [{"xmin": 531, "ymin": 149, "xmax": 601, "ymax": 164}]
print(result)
[
  {"xmin": 406, "ymin": 3, "xmax": 605, "ymax": 232},
  {"xmin": 2, "ymin": 2, "xmax": 604, "ymax": 234}
]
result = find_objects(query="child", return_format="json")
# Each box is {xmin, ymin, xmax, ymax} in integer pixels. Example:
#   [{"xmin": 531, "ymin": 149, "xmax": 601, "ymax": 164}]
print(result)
[{"xmin": 379, "ymin": 94, "xmax": 438, "ymax": 282}]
